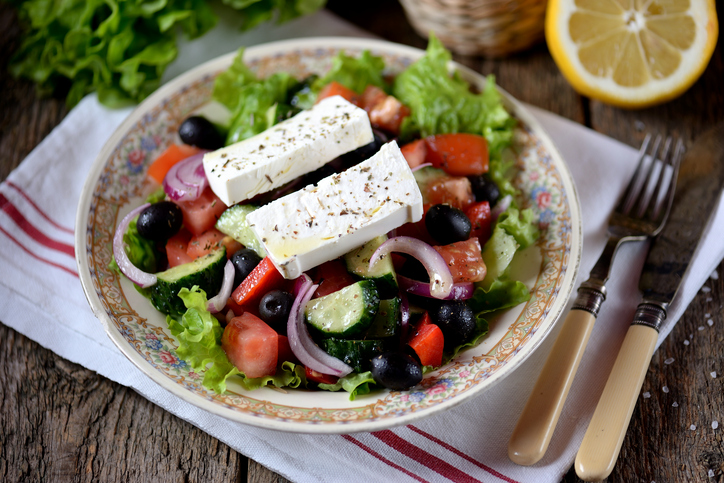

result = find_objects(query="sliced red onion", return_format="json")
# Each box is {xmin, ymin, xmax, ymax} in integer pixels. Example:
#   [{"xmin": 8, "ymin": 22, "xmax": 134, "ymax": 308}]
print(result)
[
  {"xmin": 491, "ymin": 194, "xmax": 512, "ymax": 222},
  {"xmin": 287, "ymin": 281, "xmax": 353, "ymax": 377},
  {"xmin": 398, "ymin": 274, "xmax": 474, "ymax": 300},
  {"xmin": 163, "ymin": 152, "xmax": 208, "ymax": 202},
  {"xmin": 411, "ymin": 162, "xmax": 432, "ymax": 172},
  {"xmin": 369, "ymin": 236, "xmax": 453, "ymax": 299},
  {"xmin": 292, "ymin": 273, "xmax": 313, "ymax": 297},
  {"xmin": 207, "ymin": 260, "xmax": 234, "ymax": 313},
  {"xmin": 113, "ymin": 203, "xmax": 157, "ymax": 288}
]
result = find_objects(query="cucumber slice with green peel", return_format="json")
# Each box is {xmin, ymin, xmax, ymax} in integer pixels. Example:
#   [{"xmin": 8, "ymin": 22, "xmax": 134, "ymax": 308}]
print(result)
[
  {"xmin": 480, "ymin": 225, "xmax": 519, "ymax": 290},
  {"xmin": 215, "ymin": 204, "xmax": 266, "ymax": 257},
  {"xmin": 148, "ymin": 248, "xmax": 226, "ymax": 317},
  {"xmin": 365, "ymin": 298, "xmax": 401, "ymax": 339},
  {"xmin": 305, "ymin": 280, "xmax": 380, "ymax": 339},
  {"xmin": 318, "ymin": 338, "xmax": 386, "ymax": 373},
  {"xmin": 344, "ymin": 235, "xmax": 397, "ymax": 297}
]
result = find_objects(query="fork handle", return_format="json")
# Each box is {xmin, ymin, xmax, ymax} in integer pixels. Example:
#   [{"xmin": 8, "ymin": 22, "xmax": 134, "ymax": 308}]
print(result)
[
  {"xmin": 508, "ymin": 306, "xmax": 597, "ymax": 465},
  {"xmin": 575, "ymin": 322, "xmax": 659, "ymax": 481}
]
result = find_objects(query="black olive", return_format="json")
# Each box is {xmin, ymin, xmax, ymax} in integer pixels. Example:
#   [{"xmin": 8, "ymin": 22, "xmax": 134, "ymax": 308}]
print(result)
[
  {"xmin": 230, "ymin": 248, "xmax": 262, "ymax": 287},
  {"xmin": 178, "ymin": 116, "xmax": 225, "ymax": 150},
  {"xmin": 432, "ymin": 301, "xmax": 476, "ymax": 349},
  {"xmin": 424, "ymin": 204, "xmax": 472, "ymax": 245},
  {"xmin": 370, "ymin": 352, "xmax": 423, "ymax": 390},
  {"xmin": 258, "ymin": 290, "xmax": 294, "ymax": 333},
  {"xmin": 136, "ymin": 201, "xmax": 183, "ymax": 242},
  {"xmin": 287, "ymin": 74, "xmax": 319, "ymax": 108},
  {"xmin": 468, "ymin": 173, "xmax": 501, "ymax": 206}
]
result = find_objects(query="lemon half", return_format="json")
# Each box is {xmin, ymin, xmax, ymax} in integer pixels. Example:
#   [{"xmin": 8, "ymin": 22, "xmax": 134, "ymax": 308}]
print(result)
[{"xmin": 546, "ymin": 0, "xmax": 718, "ymax": 108}]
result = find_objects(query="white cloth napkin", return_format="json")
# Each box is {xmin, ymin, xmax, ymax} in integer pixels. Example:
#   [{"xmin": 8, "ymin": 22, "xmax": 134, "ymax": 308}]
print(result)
[{"xmin": 1, "ymin": 9, "xmax": 722, "ymax": 483}]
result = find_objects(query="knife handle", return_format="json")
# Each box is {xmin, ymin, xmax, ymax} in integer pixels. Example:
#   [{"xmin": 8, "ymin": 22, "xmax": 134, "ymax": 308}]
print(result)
[
  {"xmin": 508, "ymin": 307, "xmax": 597, "ymax": 466},
  {"xmin": 575, "ymin": 323, "xmax": 658, "ymax": 481}
]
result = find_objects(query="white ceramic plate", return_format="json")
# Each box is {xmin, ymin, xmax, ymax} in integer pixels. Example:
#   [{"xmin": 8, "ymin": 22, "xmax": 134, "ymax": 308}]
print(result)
[{"xmin": 76, "ymin": 37, "xmax": 581, "ymax": 434}]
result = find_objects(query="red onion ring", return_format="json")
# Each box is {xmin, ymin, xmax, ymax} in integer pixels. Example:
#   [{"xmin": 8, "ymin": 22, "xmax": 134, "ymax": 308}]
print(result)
[
  {"xmin": 369, "ymin": 236, "xmax": 453, "ymax": 299},
  {"xmin": 491, "ymin": 194, "xmax": 512, "ymax": 222},
  {"xmin": 113, "ymin": 203, "xmax": 158, "ymax": 288},
  {"xmin": 287, "ymin": 281, "xmax": 353, "ymax": 377},
  {"xmin": 163, "ymin": 152, "xmax": 209, "ymax": 202},
  {"xmin": 411, "ymin": 162, "xmax": 432, "ymax": 172},
  {"xmin": 397, "ymin": 274, "xmax": 474, "ymax": 300},
  {"xmin": 207, "ymin": 260, "xmax": 234, "ymax": 313},
  {"xmin": 292, "ymin": 273, "xmax": 313, "ymax": 297}
]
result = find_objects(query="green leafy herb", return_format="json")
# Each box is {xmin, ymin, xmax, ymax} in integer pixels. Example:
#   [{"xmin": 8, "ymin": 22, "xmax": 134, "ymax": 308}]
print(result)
[
  {"xmin": 108, "ymin": 218, "xmax": 158, "ymax": 274},
  {"xmin": 8, "ymin": 0, "xmax": 326, "ymax": 108},
  {"xmin": 392, "ymin": 33, "xmax": 515, "ymax": 159},
  {"xmin": 318, "ymin": 371, "xmax": 377, "ymax": 400},
  {"xmin": 311, "ymin": 50, "xmax": 387, "ymax": 94}
]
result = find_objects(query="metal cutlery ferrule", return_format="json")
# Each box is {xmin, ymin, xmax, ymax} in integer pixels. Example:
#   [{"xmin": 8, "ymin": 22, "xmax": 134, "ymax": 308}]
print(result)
[
  {"xmin": 631, "ymin": 301, "xmax": 667, "ymax": 331},
  {"xmin": 572, "ymin": 281, "xmax": 607, "ymax": 316}
]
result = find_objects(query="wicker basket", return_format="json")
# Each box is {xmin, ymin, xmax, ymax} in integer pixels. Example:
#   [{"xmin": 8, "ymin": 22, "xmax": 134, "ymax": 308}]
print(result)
[{"xmin": 399, "ymin": 0, "xmax": 548, "ymax": 57}]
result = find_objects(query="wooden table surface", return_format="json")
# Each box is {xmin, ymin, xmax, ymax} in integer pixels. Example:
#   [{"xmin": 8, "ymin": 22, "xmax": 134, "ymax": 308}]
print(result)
[{"xmin": 1, "ymin": 1, "xmax": 723, "ymax": 481}]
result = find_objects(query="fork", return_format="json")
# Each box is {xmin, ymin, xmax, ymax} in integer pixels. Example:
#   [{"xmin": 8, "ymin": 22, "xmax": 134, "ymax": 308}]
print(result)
[{"xmin": 507, "ymin": 134, "xmax": 684, "ymax": 466}]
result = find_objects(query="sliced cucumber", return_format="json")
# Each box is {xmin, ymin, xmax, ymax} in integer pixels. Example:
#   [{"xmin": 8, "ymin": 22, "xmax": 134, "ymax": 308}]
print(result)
[
  {"xmin": 365, "ymin": 298, "xmax": 401, "ymax": 339},
  {"xmin": 215, "ymin": 204, "xmax": 266, "ymax": 257},
  {"xmin": 318, "ymin": 338, "xmax": 385, "ymax": 373},
  {"xmin": 480, "ymin": 225, "xmax": 519, "ymax": 290},
  {"xmin": 305, "ymin": 280, "xmax": 379, "ymax": 339},
  {"xmin": 344, "ymin": 235, "xmax": 398, "ymax": 297},
  {"xmin": 148, "ymin": 248, "xmax": 226, "ymax": 317}
]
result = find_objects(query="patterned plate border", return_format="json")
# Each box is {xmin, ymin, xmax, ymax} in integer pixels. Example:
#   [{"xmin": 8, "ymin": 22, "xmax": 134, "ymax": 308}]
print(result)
[{"xmin": 76, "ymin": 37, "xmax": 581, "ymax": 434}]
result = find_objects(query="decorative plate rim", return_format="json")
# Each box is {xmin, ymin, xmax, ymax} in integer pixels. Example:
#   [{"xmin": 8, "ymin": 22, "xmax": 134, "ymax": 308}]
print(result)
[{"xmin": 75, "ymin": 36, "xmax": 582, "ymax": 434}]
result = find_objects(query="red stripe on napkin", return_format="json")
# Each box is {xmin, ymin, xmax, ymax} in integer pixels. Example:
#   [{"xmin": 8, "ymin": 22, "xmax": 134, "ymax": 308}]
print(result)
[
  {"xmin": 372, "ymin": 430, "xmax": 482, "ymax": 483},
  {"xmin": 408, "ymin": 426, "xmax": 520, "ymax": 483},
  {"xmin": 6, "ymin": 181, "xmax": 75, "ymax": 235},
  {"xmin": 0, "ymin": 225, "xmax": 78, "ymax": 277},
  {"xmin": 342, "ymin": 435, "xmax": 428, "ymax": 483},
  {"xmin": 0, "ymin": 193, "xmax": 75, "ymax": 258}
]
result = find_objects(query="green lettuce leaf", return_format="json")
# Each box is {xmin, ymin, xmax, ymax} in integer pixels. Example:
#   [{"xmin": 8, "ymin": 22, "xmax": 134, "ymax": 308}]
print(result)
[
  {"xmin": 167, "ymin": 287, "xmax": 305, "ymax": 394},
  {"xmin": 318, "ymin": 371, "xmax": 377, "ymax": 400},
  {"xmin": 392, "ymin": 33, "xmax": 515, "ymax": 159},
  {"xmin": 8, "ymin": 0, "xmax": 326, "ymax": 108},
  {"xmin": 442, "ymin": 314, "xmax": 489, "ymax": 363},
  {"xmin": 108, "ymin": 218, "xmax": 158, "ymax": 274},
  {"xmin": 496, "ymin": 207, "xmax": 540, "ymax": 250},
  {"xmin": 311, "ymin": 50, "xmax": 387, "ymax": 95},
  {"xmin": 212, "ymin": 48, "xmax": 299, "ymax": 144},
  {"xmin": 468, "ymin": 279, "xmax": 531, "ymax": 315}
]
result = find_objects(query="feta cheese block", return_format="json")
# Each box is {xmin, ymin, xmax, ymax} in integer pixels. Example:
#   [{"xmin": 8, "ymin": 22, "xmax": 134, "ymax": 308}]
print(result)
[
  {"xmin": 246, "ymin": 141, "xmax": 424, "ymax": 279},
  {"xmin": 202, "ymin": 95, "xmax": 373, "ymax": 206}
]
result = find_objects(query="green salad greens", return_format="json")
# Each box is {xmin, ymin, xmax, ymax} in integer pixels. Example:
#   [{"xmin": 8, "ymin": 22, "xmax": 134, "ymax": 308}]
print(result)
[
  {"xmin": 140, "ymin": 37, "xmax": 537, "ymax": 399},
  {"xmin": 7, "ymin": 0, "xmax": 326, "ymax": 107}
]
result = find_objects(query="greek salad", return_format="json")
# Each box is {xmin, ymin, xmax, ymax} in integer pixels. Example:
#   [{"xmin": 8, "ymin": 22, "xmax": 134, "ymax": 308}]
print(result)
[{"xmin": 112, "ymin": 36, "xmax": 540, "ymax": 399}]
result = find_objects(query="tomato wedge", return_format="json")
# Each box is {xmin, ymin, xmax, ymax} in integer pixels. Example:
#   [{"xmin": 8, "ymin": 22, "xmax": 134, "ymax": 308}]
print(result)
[
  {"xmin": 165, "ymin": 229, "xmax": 193, "ymax": 268},
  {"xmin": 221, "ymin": 313, "xmax": 278, "ymax": 378},
  {"xmin": 147, "ymin": 144, "xmax": 202, "ymax": 184},
  {"xmin": 425, "ymin": 133, "xmax": 489, "ymax": 176},
  {"xmin": 176, "ymin": 186, "xmax": 227, "ymax": 236},
  {"xmin": 316, "ymin": 81, "xmax": 359, "ymax": 105},
  {"xmin": 400, "ymin": 139, "xmax": 428, "ymax": 169},
  {"xmin": 433, "ymin": 238, "xmax": 487, "ymax": 283},
  {"xmin": 466, "ymin": 201, "xmax": 493, "ymax": 245},
  {"xmin": 312, "ymin": 259, "xmax": 356, "ymax": 298}
]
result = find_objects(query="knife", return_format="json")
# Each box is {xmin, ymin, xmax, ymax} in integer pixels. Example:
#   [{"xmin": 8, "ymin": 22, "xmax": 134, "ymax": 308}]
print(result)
[{"xmin": 575, "ymin": 123, "xmax": 724, "ymax": 481}]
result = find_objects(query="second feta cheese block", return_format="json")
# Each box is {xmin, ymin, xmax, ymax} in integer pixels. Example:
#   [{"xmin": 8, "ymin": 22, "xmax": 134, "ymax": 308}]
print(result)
[
  {"xmin": 203, "ymin": 95, "xmax": 373, "ymax": 205},
  {"xmin": 247, "ymin": 142, "xmax": 423, "ymax": 279}
]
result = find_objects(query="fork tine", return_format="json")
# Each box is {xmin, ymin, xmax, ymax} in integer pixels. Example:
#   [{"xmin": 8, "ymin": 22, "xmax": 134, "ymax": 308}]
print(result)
[
  {"xmin": 653, "ymin": 138, "xmax": 685, "ymax": 224},
  {"xmin": 619, "ymin": 133, "xmax": 655, "ymax": 215},
  {"xmin": 631, "ymin": 134, "xmax": 664, "ymax": 217},
  {"xmin": 635, "ymin": 136, "xmax": 672, "ymax": 218}
]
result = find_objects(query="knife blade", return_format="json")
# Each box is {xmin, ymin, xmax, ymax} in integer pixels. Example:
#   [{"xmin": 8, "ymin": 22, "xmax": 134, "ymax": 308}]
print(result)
[{"xmin": 575, "ymin": 123, "xmax": 724, "ymax": 481}]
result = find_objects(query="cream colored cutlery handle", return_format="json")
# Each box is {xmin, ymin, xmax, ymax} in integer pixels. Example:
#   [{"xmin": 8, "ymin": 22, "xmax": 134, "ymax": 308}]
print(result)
[
  {"xmin": 508, "ymin": 308, "xmax": 596, "ymax": 466},
  {"xmin": 575, "ymin": 324, "xmax": 658, "ymax": 481}
]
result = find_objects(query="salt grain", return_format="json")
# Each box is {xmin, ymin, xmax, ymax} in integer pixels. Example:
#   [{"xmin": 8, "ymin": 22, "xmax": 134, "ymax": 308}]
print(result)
[
  {"xmin": 662, "ymin": 386, "xmax": 670, "ymax": 393},
  {"xmin": 702, "ymin": 286, "xmax": 711, "ymax": 293},
  {"xmin": 709, "ymin": 469, "xmax": 715, "ymax": 478},
  {"xmin": 691, "ymin": 424, "xmax": 697, "ymax": 430},
  {"xmin": 705, "ymin": 313, "xmax": 712, "ymax": 318},
  {"xmin": 665, "ymin": 358, "xmax": 675, "ymax": 364},
  {"xmin": 711, "ymin": 372, "xmax": 717, "ymax": 379},
  {"xmin": 711, "ymin": 270, "xmax": 719, "ymax": 280},
  {"xmin": 706, "ymin": 297, "xmax": 713, "ymax": 302},
  {"xmin": 713, "ymin": 421, "xmax": 719, "ymax": 430},
  {"xmin": 684, "ymin": 340, "xmax": 690, "ymax": 346},
  {"xmin": 643, "ymin": 391, "xmax": 651, "ymax": 399},
  {"xmin": 708, "ymin": 319, "xmax": 715, "ymax": 327},
  {"xmin": 699, "ymin": 326, "xmax": 705, "ymax": 331},
  {"xmin": 672, "ymin": 402, "xmax": 679, "ymax": 407}
]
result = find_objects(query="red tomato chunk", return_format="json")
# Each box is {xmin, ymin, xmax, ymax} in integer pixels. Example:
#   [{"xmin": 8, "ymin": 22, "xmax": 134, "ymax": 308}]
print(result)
[
  {"xmin": 433, "ymin": 238, "xmax": 487, "ymax": 283},
  {"xmin": 425, "ymin": 133, "xmax": 489, "ymax": 176},
  {"xmin": 186, "ymin": 228, "xmax": 241, "ymax": 260},
  {"xmin": 176, "ymin": 186, "xmax": 227, "ymax": 236},
  {"xmin": 165, "ymin": 229, "xmax": 193, "ymax": 268},
  {"xmin": 221, "ymin": 312, "xmax": 278, "ymax": 378},
  {"xmin": 466, "ymin": 201, "xmax": 493, "ymax": 245}
]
